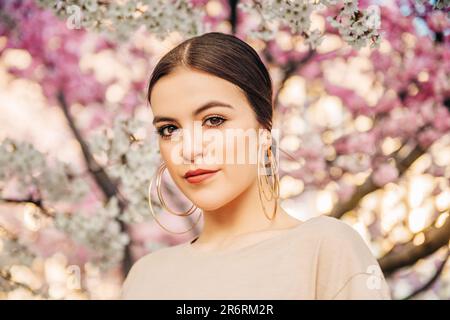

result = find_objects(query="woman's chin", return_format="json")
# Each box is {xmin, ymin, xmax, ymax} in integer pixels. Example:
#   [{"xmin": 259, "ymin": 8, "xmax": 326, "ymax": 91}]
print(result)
[{"xmin": 190, "ymin": 199, "xmax": 226, "ymax": 211}]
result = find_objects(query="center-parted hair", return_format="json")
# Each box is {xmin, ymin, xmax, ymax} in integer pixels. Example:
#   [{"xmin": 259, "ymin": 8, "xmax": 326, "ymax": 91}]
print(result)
[{"xmin": 147, "ymin": 32, "xmax": 274, "ymax": 131}]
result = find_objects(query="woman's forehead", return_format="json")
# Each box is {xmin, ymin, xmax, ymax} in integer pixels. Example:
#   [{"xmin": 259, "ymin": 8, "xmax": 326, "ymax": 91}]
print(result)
[{"xmin": 150, "ymin": 68, "xmax": 248, "ymax": 115}]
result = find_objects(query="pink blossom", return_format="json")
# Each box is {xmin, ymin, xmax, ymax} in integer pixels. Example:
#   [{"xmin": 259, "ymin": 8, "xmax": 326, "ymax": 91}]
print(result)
[
  {"xmin": 418, "ymin": 128, "xmax": 442, "ymax": 149},
  {"xmin": 29, "ymin": 227, "xmax": 72, "ymax": 258},
  {"xmin": 373, "ymin": 95, "xmax": 398, "ymax": 114},
  {"xmin": 426, "ymin": 10, "xmax": 450, "ymax": 33},
  {"xmin": 372, "ymin": 164, "xmax": 399, "ymax": 187},
  {"xmin": 336, "ymin": 179, "xmax": 356, "ymax": 202},
  {"xmin": 324, "ymin": 82, "xmax": 369, "ymax": 116},
  {"xmin": 298, "ymin": 62, "xmax": 322, "ymax": 80},
  {"xmin": 428, "ymin": 165, "xmax": 446, "ymax": 178},
  {"xmin": 433, "ymin": 107, "xmax": 450, "ymax": 132},
  {"xmin": 334, "ymin": 132, "xmax": 378, "ymax": 155}
]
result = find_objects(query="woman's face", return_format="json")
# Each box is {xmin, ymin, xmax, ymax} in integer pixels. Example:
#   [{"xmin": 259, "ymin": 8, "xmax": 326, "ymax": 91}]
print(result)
[{"xmin": 150, "ymin": 66, "xmax": 267, "ymax": 211}]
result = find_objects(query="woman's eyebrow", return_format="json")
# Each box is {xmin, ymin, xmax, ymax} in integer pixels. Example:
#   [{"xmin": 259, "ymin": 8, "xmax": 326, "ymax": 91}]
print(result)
[{"xmin": 152, "ymin": 101, "xmax": 234, "ymax": 125}]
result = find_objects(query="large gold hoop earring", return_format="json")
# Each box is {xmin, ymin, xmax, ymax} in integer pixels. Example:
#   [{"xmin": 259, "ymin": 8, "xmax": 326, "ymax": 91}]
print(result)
[
  {"xmin": 156, "ymin": 162, "xmax": 197, "ymax": 216},
  {"xmin": 259, "ymin": 144, "xmax": 275, "ymax": 202},
  {"xmin": 148, "ymin": 162, "xmax": 202, "ymax": 234},
  {"xmin": 257, "ymin": 141, "xmax": 280, "ymax": 221},
  {"xmin": 267, "ymin": 145, "xmax": 280, "ymax": 198},
  {"xmin": 261, "ymin": 145, "xmax": 280, "ymax": 200}
]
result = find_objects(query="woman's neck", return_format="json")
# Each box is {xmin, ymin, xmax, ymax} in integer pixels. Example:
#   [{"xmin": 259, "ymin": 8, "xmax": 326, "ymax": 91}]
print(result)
[{"xmin": 193, "ymin": 179, "xmax": 301, "ymax": 247}]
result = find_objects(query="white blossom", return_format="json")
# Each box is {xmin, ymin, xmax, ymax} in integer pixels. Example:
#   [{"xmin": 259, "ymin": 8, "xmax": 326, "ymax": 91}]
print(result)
[
  {"xmin": 36, "ymin": 0, "xmax": 206, "ymax": 42},
  {"xmin": 0, "ymin": 238, "xmax": 35, "ymax": 269},
  {"xmin": 83, "ymin": 0, "xmax": 98, "ymax": 13},
  {"xmin": 35, "ymin": 0, "xmax": 383, "ymax": 49},
  {"xmin": 54, "ymin": 197, "xmax": 130, "ymax": 271},
  {"xmin": 87, "ymin": 116, "xmax": 161, "ymax": 224},
  {"xmin": 0, "ymin": 138, "xmax": 89, "ymax": 204},
  {"xmin": 304, "ymin": 28, "xmax": 325, "ymax": 49},
  {"xmin": 239, "ymin": 0, "xmax": 381, "ymax": 50},
  {"xmin": 326, "ymin": 1, "xmax": 381, "ymax": 49}
]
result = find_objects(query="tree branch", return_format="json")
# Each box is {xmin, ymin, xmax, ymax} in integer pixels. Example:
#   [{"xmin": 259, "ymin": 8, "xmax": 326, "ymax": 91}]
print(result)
[
  {"xmin": 331, "ymin": 143, "xmax": 425, "ymax": 218},
  {"xmin": 228, "ymin": 0, "xmax": 239, "ymax": 34},
  {"xmin": 379, "ymin": 213, "xmax": 450, "ymax": 275},
  {"xmin": 402, "ymin": 247, "xmax": 450, "ymax": 300},
  {"xmin": 57, "ymin": 91, "xmax": 121, "ymax": 201},
  {"xmin": 0, "ymin": 197, "xmax": 54, "ymax": 218},
  {"xmin": 56, "ymin": 91, "xmax": 133, "ymax": 275}
]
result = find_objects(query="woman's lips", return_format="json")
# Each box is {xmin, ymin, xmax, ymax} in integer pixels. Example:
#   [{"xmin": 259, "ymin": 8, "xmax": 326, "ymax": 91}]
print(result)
[{"xmin": 185, "ymin": 170, "xmax": 220, "ymax": 184}]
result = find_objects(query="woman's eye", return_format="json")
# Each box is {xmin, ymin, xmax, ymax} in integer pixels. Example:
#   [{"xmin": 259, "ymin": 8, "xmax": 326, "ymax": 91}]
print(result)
[
  {"xmin": 204, "ymin": 116, "xmax": 225, "ymax": 127},
  {"xmin": 157, "ymin": 125, "xmax": 177, "ymax": 139}
]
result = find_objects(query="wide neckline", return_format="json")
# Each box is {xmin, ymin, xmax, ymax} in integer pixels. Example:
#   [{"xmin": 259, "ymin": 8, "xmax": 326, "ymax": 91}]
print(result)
[{"xmin": 182, "ymin": 215, "xmax": 324, "ymax": 257}]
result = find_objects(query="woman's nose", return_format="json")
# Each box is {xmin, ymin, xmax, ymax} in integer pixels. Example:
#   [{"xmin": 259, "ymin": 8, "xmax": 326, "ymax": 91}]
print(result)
[{"xmin": 181, "ymin": 128, "xmax": 204, "ymax": 164}]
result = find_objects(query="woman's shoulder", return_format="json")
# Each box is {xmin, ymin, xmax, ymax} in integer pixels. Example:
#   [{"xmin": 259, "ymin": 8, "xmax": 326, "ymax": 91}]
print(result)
[
  {"xmin": 129, "ymin": 242, "xmax": 186, "ymax": 271},
  {"xmin": 121, "ymin": 242, "xmax": 187, "ymax": 299},
  {"xmin": 292, "ymin": 215, "xmax": 382, "ymax": 277},
  {"xmin": 303, "ymin": 216, "xmax": 390, "ymax": 299},
  {"xmin": 296, "ymin": 214, "xmax": 365, "ymax": 242}
]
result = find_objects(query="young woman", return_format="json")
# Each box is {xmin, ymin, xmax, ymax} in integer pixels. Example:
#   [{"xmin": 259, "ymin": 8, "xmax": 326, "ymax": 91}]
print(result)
[{"xmin": 121, "ymin": 32, "xmax": 391, "ymax": 300}]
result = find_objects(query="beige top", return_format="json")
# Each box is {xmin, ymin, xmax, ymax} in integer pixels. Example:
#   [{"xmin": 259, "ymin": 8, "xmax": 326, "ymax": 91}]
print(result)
[{"xmin": 121, "ymin": 215, "xmax": 391, "ymax": 300}]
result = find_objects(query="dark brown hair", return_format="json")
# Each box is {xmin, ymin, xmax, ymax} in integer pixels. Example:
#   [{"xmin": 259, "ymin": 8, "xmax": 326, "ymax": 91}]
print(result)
[{"xmin": 147, "ymin": 32, "xmax": 274, "ymax": 131}]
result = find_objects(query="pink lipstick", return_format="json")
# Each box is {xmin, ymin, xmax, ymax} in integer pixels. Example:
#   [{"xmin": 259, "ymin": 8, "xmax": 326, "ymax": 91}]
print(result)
[{"xmin": 184, "ymin": 168, "xmax": 220, "ymax": 184}]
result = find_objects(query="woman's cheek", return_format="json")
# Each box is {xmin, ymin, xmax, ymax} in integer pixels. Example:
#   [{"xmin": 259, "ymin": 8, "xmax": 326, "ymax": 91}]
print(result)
[{"xmin": 160, "ymin": 141, "xmax": 182, "ymax": 166}]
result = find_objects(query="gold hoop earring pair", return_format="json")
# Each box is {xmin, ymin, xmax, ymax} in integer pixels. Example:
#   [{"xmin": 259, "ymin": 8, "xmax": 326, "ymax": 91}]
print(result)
[{"xmin": 148, "ymin": 143, "xmax": 280, "ymax": 234}]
